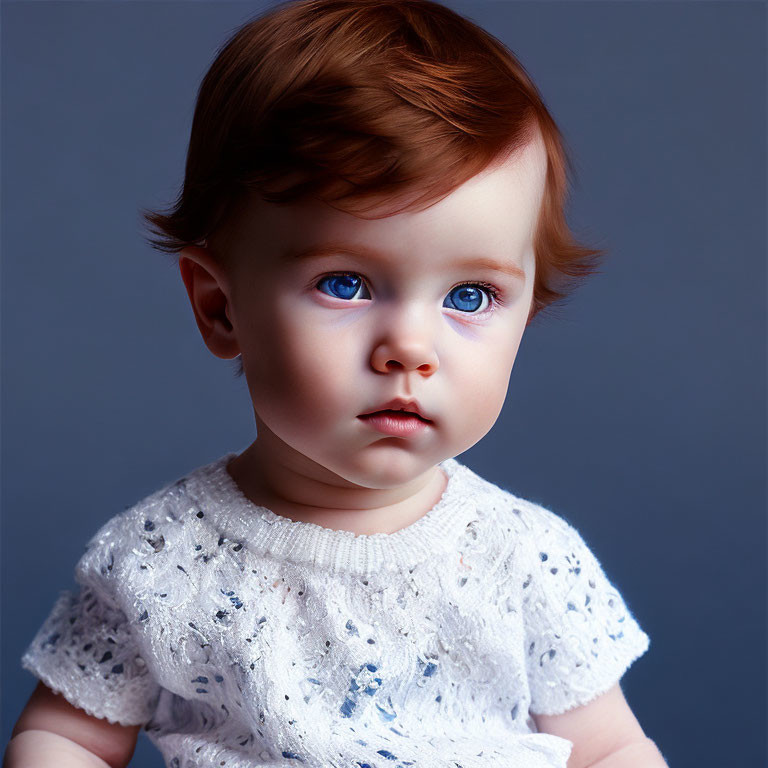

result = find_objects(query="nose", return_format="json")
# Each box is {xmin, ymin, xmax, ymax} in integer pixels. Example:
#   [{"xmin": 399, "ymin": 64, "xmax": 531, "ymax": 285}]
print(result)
[{"xmin": 369, "ymin": 305, "xmax": 439, "ymax": 375}]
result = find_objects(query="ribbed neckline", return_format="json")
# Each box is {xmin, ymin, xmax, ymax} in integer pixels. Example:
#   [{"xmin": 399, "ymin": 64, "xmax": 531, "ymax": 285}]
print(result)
[{"xmin": 183, "ymin": 452, "xmax": 478, "ymax": 576}]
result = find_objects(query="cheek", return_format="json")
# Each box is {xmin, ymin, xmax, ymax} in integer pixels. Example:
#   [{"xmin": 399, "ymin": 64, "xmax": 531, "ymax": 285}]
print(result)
[
  {"xmin": 444, "ymin": 325, "xmax": 523, "ymax": 423},
  {"xmin": 246, "ymin": 308, "xmax": 357, "ymax": 424}
]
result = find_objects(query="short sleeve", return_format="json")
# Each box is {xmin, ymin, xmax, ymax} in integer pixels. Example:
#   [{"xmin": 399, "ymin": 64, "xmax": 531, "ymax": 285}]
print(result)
[
  {"xmin": 521, "ymin": 504, "xmax": 651, "ymax": 716},
  {"xmin": 20, "ymin": 512, "xmax": 161, "ymax": 726}
]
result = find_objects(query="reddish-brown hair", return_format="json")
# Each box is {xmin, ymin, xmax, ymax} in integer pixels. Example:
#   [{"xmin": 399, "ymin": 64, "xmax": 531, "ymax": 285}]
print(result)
[{"xmin": 142, "ymin": 0, "xmax": 603, "ymax": 345}]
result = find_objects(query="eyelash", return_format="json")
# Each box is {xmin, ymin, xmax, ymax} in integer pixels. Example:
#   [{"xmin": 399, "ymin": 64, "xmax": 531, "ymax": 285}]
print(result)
[{"xmin": 315, "ymin": 271, "xmax": 506, "ymax": 313}]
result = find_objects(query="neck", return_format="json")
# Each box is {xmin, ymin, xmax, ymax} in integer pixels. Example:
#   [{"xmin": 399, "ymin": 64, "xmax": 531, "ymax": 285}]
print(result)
[{"xmin": 226, "ymin": 426, "xmax": 449, "ymax": 535}]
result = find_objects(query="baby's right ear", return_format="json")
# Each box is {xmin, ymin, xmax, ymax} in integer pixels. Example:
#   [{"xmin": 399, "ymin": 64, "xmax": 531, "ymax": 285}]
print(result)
[{"xmin": 178, "ymin": 245, "xmax": 241, "ymax": 360}]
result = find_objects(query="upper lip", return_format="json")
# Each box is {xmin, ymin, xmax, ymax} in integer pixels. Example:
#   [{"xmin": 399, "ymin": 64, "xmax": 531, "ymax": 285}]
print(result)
[{"xmin": 359, "ymin": 397, "xmax": 432, "ymax": 422}]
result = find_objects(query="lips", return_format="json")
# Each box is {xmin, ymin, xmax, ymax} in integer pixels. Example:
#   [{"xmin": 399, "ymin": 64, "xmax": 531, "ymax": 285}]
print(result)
[
  {"xmin": 359, "ymin": 397, "xmax": 432, "ymax": 422},
  {"xmin": 357, "ymin": 409, "xmax": 431, "ymax": 437},
  {"xmin": 363, "ymin": 409, "xmax": 429, "ymax": 422}
]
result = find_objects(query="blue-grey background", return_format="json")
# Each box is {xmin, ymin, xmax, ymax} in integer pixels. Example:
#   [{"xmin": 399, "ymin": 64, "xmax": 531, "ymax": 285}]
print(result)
[{"xmin": 2, "ymin": 1, "xmax": 765, "ymax": 766}]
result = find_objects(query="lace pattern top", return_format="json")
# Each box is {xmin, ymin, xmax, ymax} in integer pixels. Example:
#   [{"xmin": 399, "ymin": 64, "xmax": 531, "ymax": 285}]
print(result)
[{"xmin": 21, "ymin": 453, "xmax": 650, "ymax": 768}]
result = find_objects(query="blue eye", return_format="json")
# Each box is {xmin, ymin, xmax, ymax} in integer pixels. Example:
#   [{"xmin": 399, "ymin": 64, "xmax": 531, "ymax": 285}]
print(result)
[
  {"xmin": 316, "ymin": 273, "xmax": 371, "ymax": 301},
  {"xmin": 443, "ymin": 284, "xmax": 498, "ymax": 314}
]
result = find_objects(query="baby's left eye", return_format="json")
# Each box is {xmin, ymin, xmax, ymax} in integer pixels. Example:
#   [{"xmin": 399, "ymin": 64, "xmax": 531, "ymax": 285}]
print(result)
[{"xmin": 443, "ymin": 283, "xmax": 499, "ymax": 314}]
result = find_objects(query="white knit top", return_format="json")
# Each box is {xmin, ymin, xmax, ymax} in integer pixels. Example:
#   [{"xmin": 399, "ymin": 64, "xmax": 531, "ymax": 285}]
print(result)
[{"xmin": 21, "ymin": 453, "xmax": 650, "ymax": 768}]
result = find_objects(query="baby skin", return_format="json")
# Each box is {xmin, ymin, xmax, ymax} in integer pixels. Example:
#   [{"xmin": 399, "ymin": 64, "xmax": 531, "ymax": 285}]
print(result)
[{"xmin": 6, "ymin": 132, "xmax": 667, "ymax": 768}]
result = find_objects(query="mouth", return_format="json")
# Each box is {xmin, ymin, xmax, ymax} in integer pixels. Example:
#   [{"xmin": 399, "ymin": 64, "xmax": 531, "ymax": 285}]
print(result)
[
  {"xmin": 357, "ymin": 409, "xmax": 433, "ymax": 437},
  {"xmin": 358, "ymin": 409, "xmax": 431, "ymax": 423},
  {"xmin": 359, "ymin": 397, "xmax": 432, "ymax": 423}
]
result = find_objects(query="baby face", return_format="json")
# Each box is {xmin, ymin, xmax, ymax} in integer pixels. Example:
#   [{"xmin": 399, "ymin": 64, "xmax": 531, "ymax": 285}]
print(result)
[{"xmin": 204, "ymin": 133, "xmax": 546, "ymax": 489}]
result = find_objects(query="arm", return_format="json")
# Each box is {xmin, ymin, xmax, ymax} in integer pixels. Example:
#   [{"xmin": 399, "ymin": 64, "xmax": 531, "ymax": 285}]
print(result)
[
  {"xmin": 4, "ymin": 681, "xmax": 141, "ymax": 768},
  {"xmin": 4, "ymin": 730, "xmax": 113, "ymax": 768},
  {"xmin": 532, "ymin": 682, "xmax": 668, "ymax": 768},
  {"xmin": 585, "ymin": 738, "xmax": 668, "ymax": 768}
]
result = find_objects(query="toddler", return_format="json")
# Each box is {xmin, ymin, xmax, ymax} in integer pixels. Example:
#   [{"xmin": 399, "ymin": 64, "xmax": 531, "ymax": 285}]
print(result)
[{"xmin": 8, "ymin": 2, "xmax": 669, "ymax": 767}]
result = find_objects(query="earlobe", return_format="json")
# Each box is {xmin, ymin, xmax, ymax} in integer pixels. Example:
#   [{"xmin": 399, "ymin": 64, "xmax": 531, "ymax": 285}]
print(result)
[{"xmin": 178, "ymin": 246, "xmax": 241, "ymax": 360}]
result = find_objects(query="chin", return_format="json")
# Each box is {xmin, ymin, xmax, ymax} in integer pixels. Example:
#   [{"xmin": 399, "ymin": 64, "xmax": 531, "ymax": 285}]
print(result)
[{"xmin": 337, "ymin": 453, "xmax": 436, "ymax": 487}]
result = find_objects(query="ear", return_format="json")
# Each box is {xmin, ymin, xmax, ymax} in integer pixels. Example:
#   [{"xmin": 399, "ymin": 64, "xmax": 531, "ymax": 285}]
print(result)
[{"xmin": 178, "ymin": 245, "xmax": 241, "ymax": 360}]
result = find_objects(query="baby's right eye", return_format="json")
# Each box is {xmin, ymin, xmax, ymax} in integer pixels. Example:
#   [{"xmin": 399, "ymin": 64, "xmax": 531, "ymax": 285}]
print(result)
[{"xmin": 316, "ymin": 272, "xmax": 372, "ymax": 301}]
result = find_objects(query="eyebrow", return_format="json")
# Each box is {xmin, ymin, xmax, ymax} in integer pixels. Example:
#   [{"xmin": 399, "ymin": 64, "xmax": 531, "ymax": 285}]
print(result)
[{"xmin": 283, "ymin": 242, "xmax": 526, "ymax": 281}]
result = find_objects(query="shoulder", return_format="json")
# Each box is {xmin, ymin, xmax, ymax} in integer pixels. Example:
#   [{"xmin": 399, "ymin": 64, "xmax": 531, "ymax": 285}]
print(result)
[
  {"xmin": 503, "ymin": 491, "xmax": 606, "ymax": 586},
  {"xmin": 74, "ymin": 467, "xmax": 205, "ymax": 598},
  {"xmin": 457, "ymin": 462, "xmax": 580, "ymax": 552},
  {"xmin": 455, "ymin": 465, "xmax": 611, "ymax": 601},
  {"xmin": 77, "ymin": 454, "xmax": 253, "ymax": 616}
]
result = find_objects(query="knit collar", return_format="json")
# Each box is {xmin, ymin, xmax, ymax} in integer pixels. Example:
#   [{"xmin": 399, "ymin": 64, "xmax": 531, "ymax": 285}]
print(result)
[{"xmin": 184, "ymin": 452, "xmax": 478, "ymax": 576}]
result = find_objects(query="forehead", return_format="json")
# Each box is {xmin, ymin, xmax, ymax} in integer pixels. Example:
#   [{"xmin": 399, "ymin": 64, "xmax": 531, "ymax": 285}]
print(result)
[{"xmin": 227, "ymin": 132, "xmax": 547, "ymax": 271}]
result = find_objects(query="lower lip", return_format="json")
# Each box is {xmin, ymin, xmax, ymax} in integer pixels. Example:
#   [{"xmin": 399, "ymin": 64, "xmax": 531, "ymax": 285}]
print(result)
[{"xmin": 358, "ymin": 411, "xmax": 431, "ymax": 436}]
